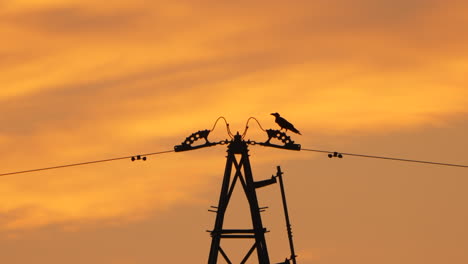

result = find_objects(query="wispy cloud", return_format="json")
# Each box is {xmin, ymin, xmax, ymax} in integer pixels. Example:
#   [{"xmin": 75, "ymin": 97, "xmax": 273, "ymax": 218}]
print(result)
[{"xmin": 0, "ymin": 0, "xmax": 467, "ymax": 231}]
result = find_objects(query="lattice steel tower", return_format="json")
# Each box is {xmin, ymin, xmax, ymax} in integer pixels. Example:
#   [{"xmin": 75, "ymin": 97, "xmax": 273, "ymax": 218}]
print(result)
[
  {"xmin": 175, "ymin": 122, "xmax": 300, "ymax": 264},
  {"xmin": 208, "ymin": 134, "xmax": 272, "ymax": 263}
]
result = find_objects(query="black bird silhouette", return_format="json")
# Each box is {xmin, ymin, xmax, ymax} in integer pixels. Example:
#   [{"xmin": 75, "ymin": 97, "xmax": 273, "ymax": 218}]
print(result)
[{"xmin": 271, "ymin": 113, "xmax": 301, "ymax": 135}]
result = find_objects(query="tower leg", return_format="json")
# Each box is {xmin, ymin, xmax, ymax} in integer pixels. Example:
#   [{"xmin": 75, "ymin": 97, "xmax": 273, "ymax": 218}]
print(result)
[
  {"xmin": 208, "ymin": 151, "xmax": 234, "ymax": 263},
  {"xmin": 241, "ymin": 151, "xmax": 270, "ymax": 263}
]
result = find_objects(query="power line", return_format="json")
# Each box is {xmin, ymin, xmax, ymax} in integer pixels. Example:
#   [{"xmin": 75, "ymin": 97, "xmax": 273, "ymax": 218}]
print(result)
[
  {"xmin": 0, "ymin": 150, "xmax": 175, "ymax": 177},
  {"xmin": 302, "ymin": 148, "xmax": 468, "ymax": 168},
  {"xmin": 1, "ymin": 146, "xmax": 466, "ymax": 178}
]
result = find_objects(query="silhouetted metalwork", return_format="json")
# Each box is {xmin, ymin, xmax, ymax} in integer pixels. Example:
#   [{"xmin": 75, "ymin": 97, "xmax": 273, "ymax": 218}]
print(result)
[
  {"xmin": 271, "ymin": 113, "xmax": 301, "ymax": 135},
  {"xmin": 252, "ymin": 129, "xmax": 301, "ymax": 151},
  {"xmin": 174, "ymin": 117, "xmax": 301, "ymax": 263},
  {"xmin": 207, "ymin": 133, "xmax": 272, "ymax": 264},
  {"xmin": 131, "ymin": 155, "xmax": 147, "ymax": 161},
  {"xmin": 328, "ymin": 152, "xmax": 343, "ymax": 159},
  {"xmin": 275, "ymin": 166, "xmax": 297, "ymax": 264},
  {"xmin": 174, "ymin": 129, "xmax": 228, "ymax": 152}
]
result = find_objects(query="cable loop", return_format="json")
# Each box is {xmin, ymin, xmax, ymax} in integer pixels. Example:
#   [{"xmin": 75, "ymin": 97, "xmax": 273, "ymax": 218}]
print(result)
[
  {"xmin": 242, "ymin": 117, "xmax": 266, "ymax": 138},
  {"xmin": 211, "ymin": 116, "xmax": 233, "ymax": 139}
]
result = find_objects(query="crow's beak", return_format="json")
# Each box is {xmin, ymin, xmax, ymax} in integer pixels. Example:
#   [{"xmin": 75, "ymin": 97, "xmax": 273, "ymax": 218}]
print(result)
[{"xmin": 270, "ymin": 113, "xmax": 275, "ymax": 115}]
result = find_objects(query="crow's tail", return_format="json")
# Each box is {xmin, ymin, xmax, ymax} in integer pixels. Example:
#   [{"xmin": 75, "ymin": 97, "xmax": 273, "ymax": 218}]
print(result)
[{"xmin": 290, "ymin": 127, "xmax": 301, "ymax": 135}]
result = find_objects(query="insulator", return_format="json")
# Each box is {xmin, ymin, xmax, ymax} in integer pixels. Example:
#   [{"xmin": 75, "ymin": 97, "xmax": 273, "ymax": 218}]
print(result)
[
  {"xmin": 260, "ymin": 129, "xmax": 300, "ymax": 150},
  {"xmin": 174, "ymin": 129, "xmax": 216, "ymax": 152}
]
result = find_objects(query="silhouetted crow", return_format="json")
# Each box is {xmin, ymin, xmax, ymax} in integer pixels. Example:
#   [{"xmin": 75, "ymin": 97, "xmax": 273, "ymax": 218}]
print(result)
[{"xmin": 271, "ymin": 113, "xmax": 301, "ymax": 135}]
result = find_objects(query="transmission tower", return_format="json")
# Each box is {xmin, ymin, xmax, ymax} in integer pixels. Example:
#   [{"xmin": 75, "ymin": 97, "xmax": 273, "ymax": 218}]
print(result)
[{"xmin": 175, "ymin": 123, "xmax": 300, "ymax": 264}]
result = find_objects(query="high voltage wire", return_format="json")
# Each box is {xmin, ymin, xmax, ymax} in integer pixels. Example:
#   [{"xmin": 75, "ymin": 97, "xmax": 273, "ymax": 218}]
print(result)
[
  {"xmin": 0, "ymin": 150, "xmax": 174, "ymax": 177},
  {"xmin": 301, "ymin": 148, "xmax": 468, "ymax": 168},
  {"xmin": 0, "ymin": 147, "xmax": 466, "ymax": 178}
]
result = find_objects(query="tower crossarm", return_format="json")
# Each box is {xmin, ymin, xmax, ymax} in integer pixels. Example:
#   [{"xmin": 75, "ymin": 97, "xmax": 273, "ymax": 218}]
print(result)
[
  {"xmin": 174, "ymin": 129, "xmax": 229, "ymax": 152},
  {"xmin": 247, "ymin": 129, "xmax": 301, "ymax": 151}
]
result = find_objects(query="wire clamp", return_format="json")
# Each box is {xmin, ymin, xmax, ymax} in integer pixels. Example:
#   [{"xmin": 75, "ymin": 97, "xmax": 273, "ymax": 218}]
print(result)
[
  {"xmin": 131, "ymin": 155, "xmax": 147, "ymax": 161},
  {"xmin": 328, "ymin": 152, "xmax": 343, "ymax": 159}
]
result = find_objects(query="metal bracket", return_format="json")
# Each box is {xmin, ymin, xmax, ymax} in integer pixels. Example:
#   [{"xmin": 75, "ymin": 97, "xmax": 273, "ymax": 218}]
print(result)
[
  {"xmin": 254, "ymin": 176, "xmax": 277, "ymax": 189},
  {"xmin": 254, "ymin": 129, "xmax": 301, "ymax": 151},
  {"xmin": 328, "ymin": 152, "xmax": 343, "ymax": 158},
  {"xmin": 174, "ymin": 129, "xmax": 227, "ymax": 152}
]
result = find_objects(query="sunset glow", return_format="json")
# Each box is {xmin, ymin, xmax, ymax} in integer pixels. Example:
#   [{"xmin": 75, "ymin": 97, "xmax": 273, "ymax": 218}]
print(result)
[{"xmin": 1, "ymin": 1, "xmax": 467, "ymax": 263}]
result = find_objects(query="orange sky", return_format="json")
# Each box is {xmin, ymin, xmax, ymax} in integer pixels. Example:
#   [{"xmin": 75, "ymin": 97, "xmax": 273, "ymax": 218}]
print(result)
[{"xmin": 1, "ymin": 1, "xmax": 467, "ymax": 263}]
